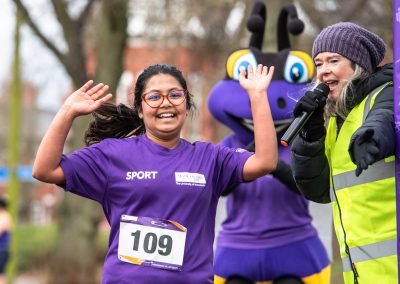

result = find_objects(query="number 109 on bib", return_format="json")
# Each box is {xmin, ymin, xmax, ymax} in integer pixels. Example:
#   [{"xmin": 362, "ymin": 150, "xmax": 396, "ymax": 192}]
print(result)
[{"xmin": 118, "ymin": 215, "xmax": 187, "ymax": 271}]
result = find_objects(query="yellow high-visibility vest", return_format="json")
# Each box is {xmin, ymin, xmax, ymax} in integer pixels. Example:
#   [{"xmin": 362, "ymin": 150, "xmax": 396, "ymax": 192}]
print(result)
[{"xmin": 325, "ymin": 82, "xmax": 397, "ymax": 283}]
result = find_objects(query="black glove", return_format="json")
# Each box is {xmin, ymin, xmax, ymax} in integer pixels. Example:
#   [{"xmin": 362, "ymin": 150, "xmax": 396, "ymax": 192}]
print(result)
[
  {"xmin": 271, "ymin": 159, "xmax": 300, "ymax": 194},
  {"xmin": 293, "ymin": 90, "xmax": 327, "ymax": 142},
  {"xmin": 349, "ymin": 128, "xmax": 380, "ymax": 177}
]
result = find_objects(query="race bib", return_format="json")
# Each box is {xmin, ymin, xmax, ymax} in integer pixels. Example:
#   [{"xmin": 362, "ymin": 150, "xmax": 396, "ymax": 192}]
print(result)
[{"xmin": 118, "ymin": 215, "xmax": 187, "ymax": 271}]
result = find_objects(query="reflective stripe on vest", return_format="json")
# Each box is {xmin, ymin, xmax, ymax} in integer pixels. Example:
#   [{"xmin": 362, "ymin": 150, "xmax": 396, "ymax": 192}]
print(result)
[
  {"xmin": 342, "ymin": 238, "xmax": 397, "ymax": 272},
  {"xmin": 362, "ymin": 82, "xmax": 390, "ymax": 121},
  {"xmin": 333, "ymin": 159, "xmax": 395, "ymax": 190},
  {"xmin": 329, "ymin": 159, "xmax": 395, "ymax": 202}
]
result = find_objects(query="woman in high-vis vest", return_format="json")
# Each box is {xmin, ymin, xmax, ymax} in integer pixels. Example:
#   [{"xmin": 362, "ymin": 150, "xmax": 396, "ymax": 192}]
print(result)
[{"xmin": 290, "ymin": 22, "xmax": 396, "ymax": 284}]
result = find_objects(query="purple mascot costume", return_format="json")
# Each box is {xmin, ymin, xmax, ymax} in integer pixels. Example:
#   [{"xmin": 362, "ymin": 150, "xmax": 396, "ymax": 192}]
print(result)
[{"xmin": 209, "ymin": 2, "xmax": 331, "ymax": 284}]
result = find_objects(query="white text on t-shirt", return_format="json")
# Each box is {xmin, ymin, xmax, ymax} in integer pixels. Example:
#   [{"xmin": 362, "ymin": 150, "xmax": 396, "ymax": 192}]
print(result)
[{"xmin": 126, "ymin": 171, "xmax": 158, "ymax": 180}]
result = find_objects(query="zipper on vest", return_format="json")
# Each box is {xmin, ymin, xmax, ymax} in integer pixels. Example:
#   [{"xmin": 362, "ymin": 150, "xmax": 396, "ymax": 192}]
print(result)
[
  {"xmin": 332, "ymin": 181, "xmax": 359, "ymax": 283},
  {"xmin": 346, "ymin": 246, "xmax": 359, "ymax": 283}
]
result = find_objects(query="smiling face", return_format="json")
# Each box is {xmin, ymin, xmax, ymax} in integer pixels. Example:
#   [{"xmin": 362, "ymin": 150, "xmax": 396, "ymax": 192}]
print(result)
[
  {"xmin": 139, "ymin": 73, "xmax": 188, "ymax": 147},
  {"xmin": 314, "ymin": 52, "xmax": 355, "ymax": 102}
]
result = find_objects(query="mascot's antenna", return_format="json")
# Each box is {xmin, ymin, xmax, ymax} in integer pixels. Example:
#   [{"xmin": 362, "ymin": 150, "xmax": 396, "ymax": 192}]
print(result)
[
  {"xmin": 277, "ymin": 4, "xmax": 304, "ymax": 51},
  {"xmin": 246, "ymin": 0, "xmax": 266, "ymax": 50}
]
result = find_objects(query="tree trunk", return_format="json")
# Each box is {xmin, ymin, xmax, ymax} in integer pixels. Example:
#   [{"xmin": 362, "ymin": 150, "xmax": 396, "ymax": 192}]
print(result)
[
  {"xmin": 49, "ymin": 194, "xmax": 103, "ymax": 284},
  {"xmin": 95, "ymin": 0, "xmax": 128, "ymax": 94},
  {"xmin": 7, "ymin": 7, "xmax": 22, "ymax": 283},
  {"xmin": 47, "ymin": 114, "xmax": 103, "ymax": 284},
  {"xmin": 47, "ymin": 1, "xmax": 128, "ymax": 283}
]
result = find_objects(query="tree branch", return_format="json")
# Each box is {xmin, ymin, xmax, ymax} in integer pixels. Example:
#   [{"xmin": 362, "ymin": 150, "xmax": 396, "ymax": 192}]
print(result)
[
  {"xmin": 341, "ymin": 0, "xmax": 368, "ymax": 22},
  {"xmin": 50, "ymin": 0, "xmax": 88, "ymax": 85},
  {"xmin": 78, "ymin": 0, "xmax": 98, "ymax": 26},
  {"xmin": 12, "ymin": 0, "xmax": 67, "ymax": 66},
  {"xmin": 50, "ymin": 0, "xmax": 76, "ymax": 47}
]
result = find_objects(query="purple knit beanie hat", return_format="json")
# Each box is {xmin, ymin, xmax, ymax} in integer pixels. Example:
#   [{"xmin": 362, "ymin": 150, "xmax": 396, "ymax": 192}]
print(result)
[{"xmin": 312, "ymin": 22, "xmax": 386, "ymax": 72}]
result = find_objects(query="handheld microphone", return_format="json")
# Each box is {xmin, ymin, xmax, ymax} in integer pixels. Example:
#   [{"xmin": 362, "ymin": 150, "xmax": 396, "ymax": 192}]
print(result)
[{"xmin": 280, "ymin": 83, "xmax": 330, "ymax": 147}]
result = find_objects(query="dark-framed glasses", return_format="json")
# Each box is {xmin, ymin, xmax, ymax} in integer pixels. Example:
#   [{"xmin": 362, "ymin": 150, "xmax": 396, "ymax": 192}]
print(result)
[{"xmin": 142, "ymin": 89, "xmax": 187, "ymax": 108}]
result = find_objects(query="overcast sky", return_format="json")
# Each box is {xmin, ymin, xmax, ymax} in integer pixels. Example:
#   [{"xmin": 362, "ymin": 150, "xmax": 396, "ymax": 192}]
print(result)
[
  {"xmin": 0, "ymin": 0, "xmax": 70, "ymax": 112},
  {"xmin": 0, "ymin": 1, "xmax": 14, "ymax": 85}
]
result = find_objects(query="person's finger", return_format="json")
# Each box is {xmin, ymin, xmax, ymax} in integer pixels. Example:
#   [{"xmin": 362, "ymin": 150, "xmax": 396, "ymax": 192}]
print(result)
[
  {"xmin": 304, "ymin": 98, "xmax": 317, "ymax": 108},
  {"xmin": 355, "ymin": 166, "xmax": 363, "ymax": 177},
  {"xmin": 364, "ymin": 153, "xmax": 375, "ymax": 166},
  {"xmin": 238, "ymin": 67, "xmax": 246, "ymax": 82},
  {"xmin": 356, "ymin": 138, "xmax": 364, "ymax": 146},
  {"xmin": 93, "ymin": 93, "xmax": 113, "ymax": 108},
  {"xmin": 293, "ymin": 101, "xmax": 311, "ymax": 116},
  {"xmin": 359, "ymin": 158, "xmax": 368, "ymax": 170},
  {"xmin": 261, "ymin": 65, "xmax": 267, "ymax": 76},
  {"xmin": 265, "ymin": 66, "xmax": 274, "ymax": 80},
  {"xmin": 360, "ymin": 128, "xmax": 374, "ymax": 142},
  {"xmin": 87, "ymin": 83, "xmax": 105, "ymax": 96},
  {"xmin": 317, "ymin": 96, "xmax": 327, "ymax": 107},
  {"xmin": 100, "ymin": 93, "xmax": 113, "ymax": 103},
  {"xmin": 294, "ymin": 99, "xmax": 317, "ymax": 115},
  {"xmin": 247, "ymin": 64, "xmax": 254, "ymax": 79},
  {"xmin": 367, "ymin": 144, "xmax": 379, "ymax": 156},
  {"xmin": 256, "ymin": 64, "xmax": 263, "ymax": 76},
  {"xmin": 91, "ymin": 85, "xmax": 110, "ymax": 101},
  {"xmin": 79, "ymin": 80, "xmax": 94, "ymax": 92}
]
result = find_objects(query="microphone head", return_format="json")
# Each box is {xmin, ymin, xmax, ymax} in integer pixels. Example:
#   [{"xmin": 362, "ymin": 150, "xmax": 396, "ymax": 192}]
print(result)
[{"xmin": 314, "ymin": 83, "xmax": 330, "ymax": 98}]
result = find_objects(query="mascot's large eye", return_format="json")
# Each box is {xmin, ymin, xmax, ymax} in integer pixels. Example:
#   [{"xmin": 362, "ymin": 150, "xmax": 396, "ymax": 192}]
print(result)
[
  {"xmin": 226, "ymin": 49, "xmax": 257, "ymax": 80},
  {"xmin": 283, "ymin": 51, "xmax": 314, "ymax": 83}
]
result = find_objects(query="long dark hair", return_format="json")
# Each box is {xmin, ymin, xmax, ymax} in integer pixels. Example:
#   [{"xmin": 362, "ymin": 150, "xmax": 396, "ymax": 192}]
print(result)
[{"xmin": 84, "ymin": 64, "xmax": 195, "ymax": 145}]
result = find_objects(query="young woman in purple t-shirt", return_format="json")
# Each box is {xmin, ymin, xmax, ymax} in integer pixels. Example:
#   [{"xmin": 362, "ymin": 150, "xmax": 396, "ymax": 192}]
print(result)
[{"xmin": 32, "ymin": 63, "xmax": 277, "ymax": 283}]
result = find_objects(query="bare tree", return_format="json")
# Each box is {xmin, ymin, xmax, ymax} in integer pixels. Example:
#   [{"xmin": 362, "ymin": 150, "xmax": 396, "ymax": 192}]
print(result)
[
  {"xmin": 12, "ymin": 1, "xmax": 128, "ymax": 283},
  {"xmin": 296, "ymin": 0, "xmax": 393, "ymax": 59}
]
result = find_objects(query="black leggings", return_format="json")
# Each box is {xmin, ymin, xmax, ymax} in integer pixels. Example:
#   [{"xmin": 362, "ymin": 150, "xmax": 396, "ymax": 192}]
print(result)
[
  {"xmin": 0, "ymin": 250, "xmax": 10, "ymax": 273},
  {"xmin": 226, "ymin": 274, "xmax": 304, "ymax": 284}
]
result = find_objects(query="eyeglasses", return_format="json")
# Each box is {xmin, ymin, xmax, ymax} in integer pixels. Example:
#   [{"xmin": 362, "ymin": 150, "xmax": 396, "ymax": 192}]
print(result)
[{"xmin": 142, "ymin": 89, "xmax": 187, "ymax": 108}]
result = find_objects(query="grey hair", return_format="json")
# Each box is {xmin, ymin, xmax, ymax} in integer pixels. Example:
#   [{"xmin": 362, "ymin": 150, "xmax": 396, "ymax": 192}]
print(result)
[
  {"xmin": 325, "ymin": 64, "xmax": 369, "ymax": 119},
  {"xmin": 310, "ymin": 64, "xmax": 369, "ymax": 121}
]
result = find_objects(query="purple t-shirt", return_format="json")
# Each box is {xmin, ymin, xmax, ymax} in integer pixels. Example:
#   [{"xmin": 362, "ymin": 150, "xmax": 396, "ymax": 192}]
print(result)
[
  {"xmin": 60, "ymin": 134, "xmax": 252, "ymax": 284},
  {"xmin": 217, "ymin": 134, "xmax": 317, "ymax": 249}
]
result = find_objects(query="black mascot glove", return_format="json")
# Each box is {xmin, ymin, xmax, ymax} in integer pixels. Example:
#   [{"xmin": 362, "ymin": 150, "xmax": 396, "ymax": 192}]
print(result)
[
  {"xmin": 349, "ymin": 128, "xmax": 380, "ymax": 177},
  {"xmin": 293, "ymin": 90, "xmax": 327, "ymax": 142},
  {"xmin": 271, "ymin": 159, "xmax": 300, "ymax": 194}
]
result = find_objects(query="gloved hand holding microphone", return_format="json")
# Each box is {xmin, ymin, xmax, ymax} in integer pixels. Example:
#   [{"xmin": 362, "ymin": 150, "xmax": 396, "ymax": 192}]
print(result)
[{"xmin": 281, "ymin": 83, "xmax": 329, "ymax": 146}]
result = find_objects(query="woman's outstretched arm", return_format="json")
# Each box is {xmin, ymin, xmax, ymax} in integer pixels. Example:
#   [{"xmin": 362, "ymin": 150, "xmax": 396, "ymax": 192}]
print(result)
[
  {"xmin": 240, "ymin": 64, "xmax": 277, "ymax": 181},
  {"xmin": 32, "ymin": 81, "xmax": 112, "ymax": 184}
]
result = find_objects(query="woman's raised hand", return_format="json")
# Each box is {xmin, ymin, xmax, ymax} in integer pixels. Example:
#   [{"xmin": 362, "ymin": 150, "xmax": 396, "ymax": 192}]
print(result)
[
  {"xmin": 64, "ymin": 80, "xmax": 113, "ymax": 118},
  {"xmin": 238, "ymin": 64, "xmax": 274, "ymax": 97}
]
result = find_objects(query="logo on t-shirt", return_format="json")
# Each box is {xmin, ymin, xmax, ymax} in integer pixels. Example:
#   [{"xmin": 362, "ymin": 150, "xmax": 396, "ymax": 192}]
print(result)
[
  {"xmin": 175, "ymin": 172, "xmax": 206, "ymax": 187},
  {"xmin": 126, "ymin": 171, "xmax": 158, "ymax": 180}
]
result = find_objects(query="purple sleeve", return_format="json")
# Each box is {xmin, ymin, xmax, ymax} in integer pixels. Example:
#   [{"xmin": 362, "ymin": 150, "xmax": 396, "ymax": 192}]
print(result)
[
  {"xmin": 214, "ymin": 144, "xmax": 253, "ymax": 195},
  {"xmin": 59, "ymin": 142, "xmax": 109, "ymax": 203}
]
